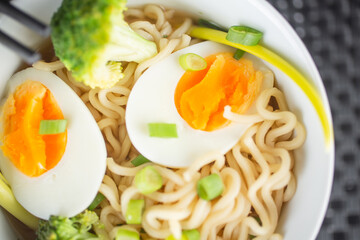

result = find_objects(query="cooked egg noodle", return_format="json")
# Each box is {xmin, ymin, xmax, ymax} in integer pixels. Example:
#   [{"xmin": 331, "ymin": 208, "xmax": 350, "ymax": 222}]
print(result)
[{"xmin": 33, "ymin": 4, "xmax": 306, "ymax": 240}]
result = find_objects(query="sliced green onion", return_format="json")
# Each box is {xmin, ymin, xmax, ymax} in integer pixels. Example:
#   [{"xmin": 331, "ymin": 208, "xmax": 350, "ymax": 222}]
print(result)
[
  {"xmin": 198, "ymin": 18, "xmax": 227, "ymax": 32},
  {"xmin": 131, "ymin": 155, "xmax": 151, "ymax": 167},
  {"xmin": 226, "ymin": 26, "xmax": 262, "ymax": 60},
  {"xmin": 39, "ymin": 119, "xmax": 67, "ymax": 135},
  {"xmin": 165, "ymin": 230, "xmax": 200, "ymax": 240},
  {"xmin": 148, "ymin": 123, "xmax": 178, "ymax": 138},
  {"xmin": 116, "ymin": 228, "xmax": 140, "ymax": 240},
  {"xmin": 254, "ymin": 215, "xmax": 261, "ymax": 224},
  {"xmin": 179, "ymin": 53, "xmax": 207, "ymax": 71},
  {"xmin": 233, "ymin": 49, "xmax": 245, "ymax": 60},
  {"xmin": 126, "ymin": 199, "xmax": 145, "ymax": 224},
  {"xmin": 88, "ymin": 193, "xmax": 105, "ymax": 210},
  {"xmin": 183, "ymin": 230, "xmax": 200, "ymax": 240},
  {"xmin": 134, "ymin": 166, "xmax": 163, "ymax": 194},
  {"xmin": 226, "ymin": 26, "xmax": 263, "ymax": 46},
  {"xmin": 197, "ymin": 174, "xmax": 224, "ymax": 201},
  {"xmin": 165, "ymin": 234, "xmax": 187, "ymax": 240}
]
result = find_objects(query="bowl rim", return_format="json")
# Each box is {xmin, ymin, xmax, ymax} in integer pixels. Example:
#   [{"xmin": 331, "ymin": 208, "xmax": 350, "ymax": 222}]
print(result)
[{"xmin": 251, "ymin": 2, "xmax": 335, "ymax": 239}]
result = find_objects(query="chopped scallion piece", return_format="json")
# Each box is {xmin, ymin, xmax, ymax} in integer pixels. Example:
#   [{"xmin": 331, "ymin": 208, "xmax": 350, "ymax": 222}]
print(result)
[
  {"xmin": 134, "ymin": 166, "xmax": 163, "ymax": 194},
  {"xmin": 148, "ymin": 123, "xmax": 178, "ymax": 138},
  {"xmin": 165, "ymin": 230, "xmax": 200, "ymax": 240},
  {"xmin": 39, "ymin": 119, "xmax": 67, "ymax": 135},
  {"xmin": 183, "ymin": 229, "xmax": 200, "ymax": 240},
  {"xmin": 131, "ymin": 155, "xmax": 151, "ymax": 167},
  {"xmin": 233, "ymin": 49, "xmax": 245, "ymax": 60},
  {"xmin": 226, "ymin": 26, "xmax": 263, "ymax": 46},
  {"xmin": 197, "ymin": 18, "xmax": 227, "ymax": 32},
  {"xmin": 88, "ymin": 193, "xmax": 105, "ymax": 210},
  {"xmin": 165, "ymin": 234, "xmax": 187, "ymax": 240},
  {"xmin": 197, "ymin": 173, "xmax": 224, "ymax": 201},
  {"xmin": 179, "ymin": 53, "xmax": 207, "ymax": 71},
  {"xmin": 126, "ymin": 199, "xmax": 145, "ymax": 224},
  {"xmin": 116, "ymin": 228, "xmax": 140, "ymax": 240},
  {"xmin": 254, "ymin": 215, "xmax": 262, "ymax": 224}
]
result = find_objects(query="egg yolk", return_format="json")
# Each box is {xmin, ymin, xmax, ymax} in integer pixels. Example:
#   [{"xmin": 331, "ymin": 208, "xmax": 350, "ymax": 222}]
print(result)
[
  {"xmin": 175, "ymin": 52, "xmax": 263, "ymax": 131},
  {"xmin": 0, "ymin": 80, "xmax": 67, "ymax": 177}
]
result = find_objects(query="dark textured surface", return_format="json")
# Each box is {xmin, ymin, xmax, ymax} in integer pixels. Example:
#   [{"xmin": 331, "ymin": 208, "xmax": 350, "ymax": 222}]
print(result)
[{"xmin": 266, "ymin": 0, "xmax": 360, "ymax": 239}]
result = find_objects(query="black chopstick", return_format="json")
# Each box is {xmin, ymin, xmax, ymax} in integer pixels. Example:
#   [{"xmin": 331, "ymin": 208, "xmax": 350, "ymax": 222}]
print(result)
[
  {"xmin": 0, "ymin": 30, "xmax": 41, "ymax": 63},
  {"xmin": 0, "ymin": 1, "xmax": 50, "ymax": 63},
  {"xmin": 0, "ymin": 1, "xmax": 50, "ymax": 37}
]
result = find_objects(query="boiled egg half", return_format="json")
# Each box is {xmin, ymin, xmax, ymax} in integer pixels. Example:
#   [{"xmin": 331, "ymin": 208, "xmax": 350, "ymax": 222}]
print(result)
[
  {"xmin": 126, "ymin": 41, "xmax": 274, "ymax": 167},
  {"xmin": 0, "ymin": 68, "xmax": 106, "ymax": 219}
]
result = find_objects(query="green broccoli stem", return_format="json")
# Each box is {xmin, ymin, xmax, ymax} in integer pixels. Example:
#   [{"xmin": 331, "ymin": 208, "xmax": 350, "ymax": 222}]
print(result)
[
  {"xmin": 108, "ymin": 24, "xmax": 158, "ymax": 63},
  {"xmin": 0, "ymin": 172, "xmax": 39, "ymax": 230}
]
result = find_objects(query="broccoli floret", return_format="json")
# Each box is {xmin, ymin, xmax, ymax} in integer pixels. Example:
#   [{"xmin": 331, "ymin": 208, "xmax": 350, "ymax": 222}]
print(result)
[
  {"xmin": 36, "ymin": 210, "xmax": 104, "ymax": 240},
  {"xmin": 50, "ymin": 0, "xmax": 157, "ymax": 89}
]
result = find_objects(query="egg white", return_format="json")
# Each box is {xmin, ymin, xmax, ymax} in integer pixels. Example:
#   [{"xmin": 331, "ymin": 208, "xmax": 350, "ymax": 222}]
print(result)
[
  {"xmin": 0, "ymin": 68, "xmax": 107, "ymax": 220},
  {"xmin": 126, "ymin": 41, "xmax": 274, "ymax": 168}
]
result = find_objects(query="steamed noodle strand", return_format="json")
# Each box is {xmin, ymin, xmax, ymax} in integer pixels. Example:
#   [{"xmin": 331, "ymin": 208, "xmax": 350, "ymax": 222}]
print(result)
[{"xmin": 33, "ymin": 4, "xmax": 305, "ymax": 240}]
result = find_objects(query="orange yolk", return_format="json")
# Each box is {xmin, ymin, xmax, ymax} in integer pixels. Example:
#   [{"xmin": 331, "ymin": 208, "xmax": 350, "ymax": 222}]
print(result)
[
  {"xmin": 0, "ymin": 80, "xmax": 67, "ymax": 177},
  {"xmin": 175, "ymin": 52, "xmax": 263, "ymax": 131}
]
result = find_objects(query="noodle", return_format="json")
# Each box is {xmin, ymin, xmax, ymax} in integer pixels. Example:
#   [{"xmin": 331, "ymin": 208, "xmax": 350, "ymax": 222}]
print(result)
[{"xmin": 33, "ymin": 4, "xmax": 306, "ymax": 240}]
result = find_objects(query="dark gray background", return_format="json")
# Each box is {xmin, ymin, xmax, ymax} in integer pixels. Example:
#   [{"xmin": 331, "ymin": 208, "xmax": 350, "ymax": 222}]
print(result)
[{"xmin": 267, "ymin": 0, "xmax": 359, "ymax": 239}]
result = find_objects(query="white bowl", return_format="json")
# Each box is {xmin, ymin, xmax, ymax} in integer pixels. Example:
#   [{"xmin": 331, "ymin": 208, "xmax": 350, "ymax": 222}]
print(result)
[{"xmin": 0, "ymin": 0, "xmax": 334, "ymax": 239}]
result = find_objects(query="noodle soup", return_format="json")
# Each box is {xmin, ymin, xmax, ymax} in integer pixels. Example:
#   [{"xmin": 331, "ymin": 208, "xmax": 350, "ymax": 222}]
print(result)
[{"xmin": 0, "ymin": 0, "xmax": 334, "ymax": 240}]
